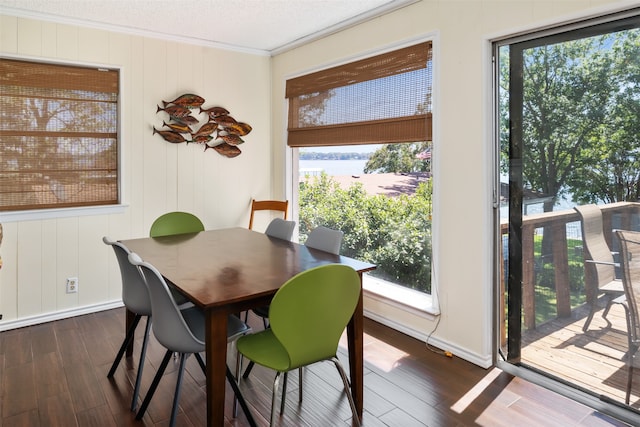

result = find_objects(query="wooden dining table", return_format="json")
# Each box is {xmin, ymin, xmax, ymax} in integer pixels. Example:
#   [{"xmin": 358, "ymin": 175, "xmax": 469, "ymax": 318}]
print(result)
[{"xmin": 121, "ymin": 227, "xmax": 376, "ymax": 426}]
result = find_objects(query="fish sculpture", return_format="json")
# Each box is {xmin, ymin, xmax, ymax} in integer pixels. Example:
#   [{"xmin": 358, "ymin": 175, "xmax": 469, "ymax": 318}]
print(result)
[
  {"xmin": 154, "ymin": 94, "xmax": 251, "ymax": 158},
  {"xmin": 171, "ymin": 115, "xmax": 200, "ymax": 126},
  {"xmin": 190, "ymin": 134, "xmax": 214, "ymax": 144},
  {"xmin": 163, "ymin": 120, "xmax": 192, "ymax": 133},
  {"xmin": 200, "ymin": 106, "xmax": 229, "ymax": 118},
  {"xmin": 153, "ymin": 127, "xmax": 187, "ymax": 144},
  {"xmin": 219, "ymin": 133, "xmax": 244, "ymax": 146},
  {"xmin": 212, "ymin": 114, "xmax": 238, "ymax": 128},
  {"xmin": 156, "ymin": 104, "xmax": 192, "ymax": 118},
  {"xmin": 162, "ymin": 93, "xmax": 205, "ymax": 108},
  {"xmin": 225, "ymin": 122, "xmax": 252, "ymax": 136},
  {"xmin": 192, "ymin": 121, "xmax": 218, "ymax": 137},
  {"xmin": 212, "ymin": 142, "xmax": 241, "ymax": 158}
]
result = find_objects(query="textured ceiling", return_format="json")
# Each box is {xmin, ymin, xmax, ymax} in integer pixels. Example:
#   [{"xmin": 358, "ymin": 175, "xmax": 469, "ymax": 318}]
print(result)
[{"xmin": 0, "ymin": 0, "xmax": 416, "ymax": 54}]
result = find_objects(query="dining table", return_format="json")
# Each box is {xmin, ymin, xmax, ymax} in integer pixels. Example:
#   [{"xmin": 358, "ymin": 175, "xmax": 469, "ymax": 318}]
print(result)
[{"xmin": 121, "ymin": 227, "xmax": 376, "ymax": 426}]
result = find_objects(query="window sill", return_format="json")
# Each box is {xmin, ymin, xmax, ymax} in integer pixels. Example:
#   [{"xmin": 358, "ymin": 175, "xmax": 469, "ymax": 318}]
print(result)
[
  {"xmin": 363, "ymin": 274, "xmax": 440, "ymax": 318},
  {"xmin": 0, "ymin": 204, "xmax": 128, "ymax": 222}
]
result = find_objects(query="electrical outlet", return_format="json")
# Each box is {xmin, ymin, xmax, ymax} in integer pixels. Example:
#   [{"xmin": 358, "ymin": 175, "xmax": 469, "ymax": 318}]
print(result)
[{"xmin": 66, "ymin": 277, "xmax": 78, "ymax": 293}]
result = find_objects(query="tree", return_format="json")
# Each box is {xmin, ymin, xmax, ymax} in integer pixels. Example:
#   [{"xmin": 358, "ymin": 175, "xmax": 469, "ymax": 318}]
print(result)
[
  {"xmin": 501, "ymin": 29, "xmax": 640, "ymax": 209},
  {"xmin": 568, "ymin": 30, "xmax": 640, "ymax": 204},
  {"xmin": 364, "ymin": 142, "xmax": 432, "ymax": 173}
]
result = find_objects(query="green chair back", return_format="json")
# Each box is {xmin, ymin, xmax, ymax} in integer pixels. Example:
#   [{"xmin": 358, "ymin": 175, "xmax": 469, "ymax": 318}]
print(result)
[
  {"xmin": 269, "ymin": 264, "xmax": 360, "ymax": 369},
  {"xmin": 149, "ymin": 211, "xmax": 204, "ymax": 237}
]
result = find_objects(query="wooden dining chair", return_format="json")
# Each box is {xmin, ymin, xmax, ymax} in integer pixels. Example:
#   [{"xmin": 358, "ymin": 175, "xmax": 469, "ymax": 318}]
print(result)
[{"xmin": 248, "ymin": 199, "xmax": 288, "ymax": 230}]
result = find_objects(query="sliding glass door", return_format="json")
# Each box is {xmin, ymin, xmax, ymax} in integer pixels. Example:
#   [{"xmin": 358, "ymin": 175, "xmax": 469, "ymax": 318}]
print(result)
[{"xmin": 496, "ymin": 10, "xmax": 640, "ymax": 414}]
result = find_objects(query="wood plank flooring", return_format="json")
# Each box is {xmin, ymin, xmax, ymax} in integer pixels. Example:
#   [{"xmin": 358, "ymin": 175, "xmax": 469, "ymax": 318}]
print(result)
[{"xmin": 0, "ymin": 307, "xmax": 631, "ymax": 426}]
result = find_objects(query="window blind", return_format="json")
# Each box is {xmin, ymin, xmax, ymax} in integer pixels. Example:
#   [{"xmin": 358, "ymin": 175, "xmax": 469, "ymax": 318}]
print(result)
[
  {"xmin": 0, "ymin": 58, "xmax": 119, "ymax": 211},
  {"xmin": 286, "ymin": 41, "xmax": 432, "ymax": 147}
]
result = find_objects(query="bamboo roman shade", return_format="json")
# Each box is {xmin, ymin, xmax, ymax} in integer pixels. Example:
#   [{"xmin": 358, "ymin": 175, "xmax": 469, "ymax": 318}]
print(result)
[
  {"xmin": 286, "ymin": 41, "xmax": 432, "ymax": 147},
  {"xmin": 0, "ymin": 58, "xmax": 119, "ymax": 211}
]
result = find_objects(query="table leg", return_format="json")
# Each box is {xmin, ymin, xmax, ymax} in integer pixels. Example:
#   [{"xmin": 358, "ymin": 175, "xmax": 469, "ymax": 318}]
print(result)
[
  {"xmin": 347, "ymin": 279, "xmax": 364, "ymax": 422},
  {"xmin": 205, "ymin": 308, "xmax": 228, "ymax": 427}
]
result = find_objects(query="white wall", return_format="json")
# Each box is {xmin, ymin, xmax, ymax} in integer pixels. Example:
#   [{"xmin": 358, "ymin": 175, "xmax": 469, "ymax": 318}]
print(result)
[
  {"xmin": 0, "ymin": 0, "xmax": 634, "ymax": 367},
  {"xmin": 0, "ymin": 16, "xmax": 272, "ymax": 327},
  {"xmin": 270, "ymin": 0, "xmax": 633, "ymax": 366}
]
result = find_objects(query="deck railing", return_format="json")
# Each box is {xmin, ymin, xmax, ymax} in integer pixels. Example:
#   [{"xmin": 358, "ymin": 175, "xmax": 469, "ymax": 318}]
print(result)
[{"xmin": 500, "ymin": 201, "xmax": 640, "ymax": 330}]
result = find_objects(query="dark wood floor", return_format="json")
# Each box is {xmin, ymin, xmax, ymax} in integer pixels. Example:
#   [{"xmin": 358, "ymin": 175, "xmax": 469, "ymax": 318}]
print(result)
[{"xmin": 0, "ymin": 307, "xmax": 631, "ymax": 426}]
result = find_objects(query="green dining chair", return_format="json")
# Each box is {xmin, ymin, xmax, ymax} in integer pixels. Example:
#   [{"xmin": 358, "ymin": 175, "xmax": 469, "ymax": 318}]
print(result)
[
  {"xmin": 149, "ymin": 211, "xmax": 204, "ymax": 237},
  {"xmin": 236, "ymin": 264, "xmax": 362, "ymax": 427}
]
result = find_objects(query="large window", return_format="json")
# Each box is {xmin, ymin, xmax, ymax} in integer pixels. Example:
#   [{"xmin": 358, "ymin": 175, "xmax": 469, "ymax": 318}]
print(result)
[
  {"xmin": 0, "ymin": 58, "xmax": 119, "ymax": 211},
  {"xmin": 495, "ymin": 9, "xmax": 640, "ymax": 420},
  {"xmin": 288, "ymin": 41, "xmax": 433, "ymax": 299}
]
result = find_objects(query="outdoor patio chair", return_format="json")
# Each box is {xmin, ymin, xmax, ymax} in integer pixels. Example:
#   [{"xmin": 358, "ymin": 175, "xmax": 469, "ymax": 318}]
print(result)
[
  {"xmin": 575, "ymin": 204, "xmax": 624, "ymax": 331},
  {"xmin": 613, "ymin": 230, "xmax": 640, "ymax": 404}
]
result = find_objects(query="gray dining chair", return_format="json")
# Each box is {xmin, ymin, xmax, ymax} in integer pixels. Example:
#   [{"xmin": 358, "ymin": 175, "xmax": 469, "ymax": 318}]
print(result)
[
  {"xmin": 128, "ymin": 252, "xmax": 254, "ymax": 427},
  {"xmin": 103, "ymin": 236, "xmax": 151, "ymax": 412},
  {"xmin": 244, "ymin": 218, "xmax": 297, "ymax": 328},
  {"xmin": 264, "ymin": 217, "xmax": 296, "ymax": 241}
]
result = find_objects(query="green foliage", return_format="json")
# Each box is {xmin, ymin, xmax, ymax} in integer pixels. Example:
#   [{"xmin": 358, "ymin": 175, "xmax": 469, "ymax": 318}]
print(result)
[
  {"xmin": 299, "ymin": 173, "xmax": 432, "ymax": 293},
  {"xmin": 500, "ymin": 29, "xmax": 640, "ymax": 208},
  {"xmin": 364, "ymin": 142, "xmax": 431, "ymax": 174}
]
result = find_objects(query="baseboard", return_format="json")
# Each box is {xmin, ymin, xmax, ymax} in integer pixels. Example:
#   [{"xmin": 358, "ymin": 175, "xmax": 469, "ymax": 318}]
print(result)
[
  {"xmin": 364, "ymin": 309, "xmax": 493, "ymax": 369},
  {"xmin": 0, "ymin": 300, "xmax": 124, "ymax": 332}
]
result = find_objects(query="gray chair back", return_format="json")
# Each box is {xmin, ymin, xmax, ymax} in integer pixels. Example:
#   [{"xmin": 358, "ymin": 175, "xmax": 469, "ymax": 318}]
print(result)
[
  {"xmin": 306, "ymin": 226, "xmax": 344, "ymax": 255},
  {"xmin": 103, "ymin": 236, "xmax": 151, "ymax": 316},
  {"xmin": 128, "ymin": 252, "xmax": 205, "ymax": 354},
  {"xmin": 264, "ymin": 218, "xmax": 296, "ymax": 241}
]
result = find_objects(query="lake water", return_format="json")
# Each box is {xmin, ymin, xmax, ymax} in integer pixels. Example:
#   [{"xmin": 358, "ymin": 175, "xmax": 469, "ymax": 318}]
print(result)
[{"xmin": 300, "ymin": 159, "xmax": 367, "ymax": 176}]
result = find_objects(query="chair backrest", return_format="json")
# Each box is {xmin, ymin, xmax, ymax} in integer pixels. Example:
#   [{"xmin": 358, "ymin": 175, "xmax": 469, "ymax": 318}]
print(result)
[
  {"xmin": 615, "ymin": 230, "xmax": 640, "ymax": 344},
  {"xmin": 248, "ymin": 199, "xmax": 288, "ymax": 230},
  {"xmin": 149, "ymin": 211, "xmax": 205, "ymax": 237},
  {"xmin": 264, "ymin": 218, "xmax": 296, "ymax": 241},
  {"xmin": 574, "ymin": 204, "xmax": 616, "ymax": 285},
  {"xmin": 269, "ymin": 264, "xmax": 360, "ymax": 368},
  {"xmin": 103, "ymin": 236, "xmax": 151, "ymax": 316},
  {"xmin": 305, "ymin": 226, "xmax": 344, "ymax": 255},
  {"xmin": 128, "ymin": 252, "xmax": 204, "ymax": 354}
]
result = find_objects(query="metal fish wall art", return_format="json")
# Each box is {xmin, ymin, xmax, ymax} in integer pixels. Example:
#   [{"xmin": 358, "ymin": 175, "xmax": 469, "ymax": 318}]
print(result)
[{"xmin": 153, "ymin": 93, "xmax": 252, "ymax": 158}]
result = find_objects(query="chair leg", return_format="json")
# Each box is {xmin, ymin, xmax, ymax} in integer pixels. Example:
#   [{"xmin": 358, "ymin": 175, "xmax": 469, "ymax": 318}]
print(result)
[
  {"xmin": 582, "ymin": 303, "xmax": 597, "ymax": 332},
  {"xmin": 168, "ymin": 353, "xmax": 188, "ymax": 427},
  {"xmin": 627, "ymin": 364, "xmax": 633, "ymax": 405},
  {"xmin": 270, "ymin": 372, "xmax": 283, "ymax": 427},
  {"xmin": 194, "ymin": 352, "xmax": 206, "ymax": 373},
  {"xmin": 226, "ymin": 365, "xmax": 258, "ymax": 427},
  {"xmin": 242, "ymin": 360, "xmax": 256, "ymax": 379},
  {"xmin": 135, "ymin": 349, "xmax": 172, "ymax": 420},
  {"xmin": 332, "ymin": 357, "xmax": 362, "ymax": 427},
  {"xmin": 280, "ymin": 372, "xmax": 288, "ymax": 415},
  {"xmin": 298, "ymin": 367, "xmax": 303, "ymax": 403},
  {"xmin": 107, "ymin": 313, "xmax": 142, "ymax": 377},
  {"xmin": 131, "ymin": 315, "xmax": 152, "ymax": 412}
]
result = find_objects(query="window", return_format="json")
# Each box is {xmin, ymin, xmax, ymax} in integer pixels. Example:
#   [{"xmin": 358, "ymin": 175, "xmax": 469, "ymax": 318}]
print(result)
[
  {"xmin": 0, "ymin": 58, "xmax": 119, "ymax": 212},
  {"xmin": 288, "ymin": 41, "xmax": 433, "ymax": 300}
]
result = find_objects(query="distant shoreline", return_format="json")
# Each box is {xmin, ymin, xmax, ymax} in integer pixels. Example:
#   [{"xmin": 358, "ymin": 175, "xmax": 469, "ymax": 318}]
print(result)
[{"xmin": 299, "ymin": 152, "xmax": 372, "ymax": 161}]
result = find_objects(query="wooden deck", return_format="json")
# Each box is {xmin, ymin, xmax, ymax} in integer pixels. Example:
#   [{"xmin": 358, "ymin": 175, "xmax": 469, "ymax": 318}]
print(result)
[{"xmin": 521, "ymin": 298, "xmax": 639, "ymax": 408}]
